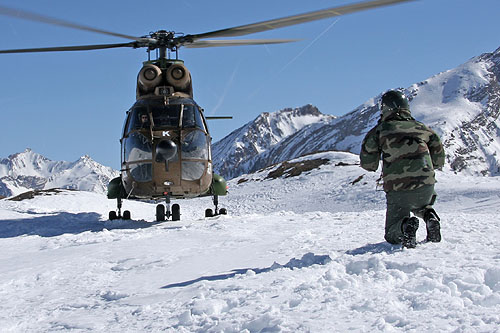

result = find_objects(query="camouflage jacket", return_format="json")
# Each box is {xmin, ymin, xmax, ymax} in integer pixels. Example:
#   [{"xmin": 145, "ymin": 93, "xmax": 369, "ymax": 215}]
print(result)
[{"xmin": 360, "ymin": 109, "xmax": 445, "ymax": 192}]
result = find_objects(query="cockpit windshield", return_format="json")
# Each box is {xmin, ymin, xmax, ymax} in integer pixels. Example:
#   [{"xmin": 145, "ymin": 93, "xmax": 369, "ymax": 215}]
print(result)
[
  {"xmin": 125, "ymin": 99, "xmax": 207, "ymax": 132},
  {"xmin": 126, "ymin": 106, "xmax": 150, "ymax": 133},
  {"xmin": 151, "ymin": 104, "xmax": 181, "ymax": 128},
  {"xmin": 182, "ymin": 104, "xmax": 205, "ymax": 131}
]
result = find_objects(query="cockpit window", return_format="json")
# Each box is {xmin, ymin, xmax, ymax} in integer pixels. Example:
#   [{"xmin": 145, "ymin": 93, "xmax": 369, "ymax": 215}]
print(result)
[
  {"xmin": 124, "ymin": 132, "xmax": 152, "ymax": 162},
  {"xmin": 123, "ymin": 132, "xmax": 153, "ymax": 183},
  {"xmin": 126, "ymin": 106, "xmax": 150, "ymax": 133},
  {"xmin": 151, "ymin": 105, "xmax": 181, "ymax": 128},
  {"xmin": 181, "ymin": 130, "xmax": 209, "ymax": 160},
  {"xmin": 182, "ymin": 104, "xmax": 205, "ymax": 130}
]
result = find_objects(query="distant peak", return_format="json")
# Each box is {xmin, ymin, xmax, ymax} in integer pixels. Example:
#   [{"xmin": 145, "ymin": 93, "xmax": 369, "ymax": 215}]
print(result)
[
  {"xmin": 8, "ymin": 148, "xmax": 46, "ymax": 161},
  {"xmin": 253, "ymin": 105, "xmax": 323, "ymax": 125},
  {"xmin": 76, "ymin": 154, "xmax": 96, "ymax": 165},
  {"xmin": 13, "ymin": 148, "xmax": 35, "ymax": 156},
  {"xmin": 279, "ymin": 104, "xmax": 321, "ymax": 116}
]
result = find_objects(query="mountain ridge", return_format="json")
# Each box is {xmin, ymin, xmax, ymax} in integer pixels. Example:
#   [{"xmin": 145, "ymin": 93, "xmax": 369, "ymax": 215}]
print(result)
[
  {"xmin": 3, "ymin": 46, "xmax": 499, "ymax": 195},
  {"xmin": 212, "ymin": 104, "xmax": 335, "ymax": 179},
  {"xmin": 213, "ymin": 46, "xmax": 500, "ymax": 179},
  {"xmin": 0, "ymin": 148, "xmax": 118, "ymax": 197}
]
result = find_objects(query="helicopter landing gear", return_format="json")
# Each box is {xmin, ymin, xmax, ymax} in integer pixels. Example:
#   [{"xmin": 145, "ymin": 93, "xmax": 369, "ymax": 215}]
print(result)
[
  {"xmin": 108, "ymin": 197, "xmax": 131, "ymax": 220},
  {"xmin": 156, "ymin": 192, "xmax": 181, "ymax": 222},
  {"xmin": 156, "ymin": 204, "xmax": 165, "ymax": 222},
  {"xmin": 172, "ymin": 203, "xmax": 181, "ymax": 221},
  {"xmin": 205, "ymin": 195, "xmax": 228, "ymax": 218},
  {"xmin": 123, "ymin": 210, "xmax": 131, "ymax": 220}
]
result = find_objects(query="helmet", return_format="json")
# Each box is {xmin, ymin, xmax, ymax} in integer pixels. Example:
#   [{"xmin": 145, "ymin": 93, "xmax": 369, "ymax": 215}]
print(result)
[{"xmin": 379, "ymin": 90, "xmax": 409, "ymax": 112}]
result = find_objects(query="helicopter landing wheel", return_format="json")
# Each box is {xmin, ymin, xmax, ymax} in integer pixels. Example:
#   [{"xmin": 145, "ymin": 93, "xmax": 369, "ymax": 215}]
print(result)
[
  {"xmin": 109, "ymin": 211, "xmax": 118, "ymax": 220},
  {"xmin": 123, "ymin": 210, "xmax": 131, "ymax": 220},
  {"xmin": 156, "ymin": 204, "xmax": 166, "ymax": 222},
  {"xmin": 204, "ymin": 207, "xmax": 227, "ymax": 218},
  {"xmin": 172, "ymin": 204, "xmax": 181, "ymax": 221},
  {"xmin": 205, "ymin": 195, "xmax": 227, "ymax": 218}
]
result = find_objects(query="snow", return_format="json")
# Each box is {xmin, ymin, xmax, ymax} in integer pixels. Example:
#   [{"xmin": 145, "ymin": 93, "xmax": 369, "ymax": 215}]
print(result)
[
  {"xmin": 410, "ymin": 60, "xmax": 491, "ymax": 136},
  {"xmin": 1, "ymin": 151, "xmax": 499, "ymax": 332},
  {"xmin": 0, "ymin": 149, "xmax": 118, "ymax": 197},
  {"xmin": 212, "ymin": 105, "xmax": 334, "ymax": 179}
]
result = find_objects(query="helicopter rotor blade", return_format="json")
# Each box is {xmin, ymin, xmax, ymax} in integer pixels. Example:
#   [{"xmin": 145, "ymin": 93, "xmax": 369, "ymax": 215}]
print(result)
[
  {"xmin": 184, "ymin": 39, "xmax": 299, "ymax": 48},
  {"xmin": 0, "ymin": 0, "xmax": 415, "ymax": 53},
  {"xmin": 0, "ymin": 42, "xmax": 138, "ymax": 54},
  {"xmin": 181, "ymin": 0, "xmax": 414, "ymax": 42},
  {"xmin": 0, "ymin": 5, "xmax": 144, "ymax": 42},
  {"xmin": 206, "ymin": 116, "xmax": 233, "ymax": 120}
]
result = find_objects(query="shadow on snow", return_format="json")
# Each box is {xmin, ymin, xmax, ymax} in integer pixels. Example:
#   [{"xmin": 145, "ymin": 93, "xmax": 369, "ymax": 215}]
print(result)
[
  {"xmin": 346, "ymin": 242, "xmax": 402, "ymax": 255},
  {"xmin": 161, "ymin": 252, "xmax": 332, "ymax": 289},
  {"xmin": 0, "ymin": 212, "xmax": 161, "ymax": 238}
]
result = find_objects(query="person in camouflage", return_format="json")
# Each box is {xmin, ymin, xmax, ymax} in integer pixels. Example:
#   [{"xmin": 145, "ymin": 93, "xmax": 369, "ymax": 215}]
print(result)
[{"xmin": 360, "ymin": 90, "xmax": 445, "ymax": 248}]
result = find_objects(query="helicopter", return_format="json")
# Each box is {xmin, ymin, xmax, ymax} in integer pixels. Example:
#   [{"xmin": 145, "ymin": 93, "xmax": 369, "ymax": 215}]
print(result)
[{"xmin": 0, "ymin": 0, "xmax": 413, "ymax": 222}]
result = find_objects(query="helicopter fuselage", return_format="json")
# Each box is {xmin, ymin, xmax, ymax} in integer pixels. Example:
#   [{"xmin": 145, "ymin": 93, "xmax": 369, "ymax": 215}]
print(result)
[{"xmin": 120, "ymin": 96, "xmax": 213, "ymax": 199}]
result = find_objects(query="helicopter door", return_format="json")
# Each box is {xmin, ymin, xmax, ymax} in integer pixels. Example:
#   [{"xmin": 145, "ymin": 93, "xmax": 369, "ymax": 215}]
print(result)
[{"xmin": 180, "ymin": 105, "xmax": 210, "ymax": 182}]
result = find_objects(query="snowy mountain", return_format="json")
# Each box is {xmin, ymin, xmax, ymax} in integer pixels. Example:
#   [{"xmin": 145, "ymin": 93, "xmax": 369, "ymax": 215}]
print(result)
[
  {"xmin": 0, "ymin": 149, "xmax": 119, "ymax": 197},
  {"xmin": 213, "ymin": 46, "xmax": 500, "ymax": 178},
  {"xmin": 4, "ymin": 46, "xmax": 498, "ymax": 198},
  {"xmin": 1, "ymin": 150, "xmax": 499, "ymax": 331},
  {"xmin": 212, "ymin": 104, "xmax": 335, "ymax": 179}
]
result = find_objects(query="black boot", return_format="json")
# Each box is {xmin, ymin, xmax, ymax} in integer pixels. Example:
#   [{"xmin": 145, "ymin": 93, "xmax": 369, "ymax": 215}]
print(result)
[
  {"xmin": 401, "ymin": 217, "xmax": 419, "ymax": 248},
  {"xmin": 424, "ymin": 209, "xmax": 441, "ymax": 242}
]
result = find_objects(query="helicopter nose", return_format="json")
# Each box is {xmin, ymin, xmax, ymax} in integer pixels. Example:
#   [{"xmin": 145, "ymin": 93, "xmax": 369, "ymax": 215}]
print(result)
[{"xmin": 155, "ymin": 139, "xmax": 177, "ymax": 162}]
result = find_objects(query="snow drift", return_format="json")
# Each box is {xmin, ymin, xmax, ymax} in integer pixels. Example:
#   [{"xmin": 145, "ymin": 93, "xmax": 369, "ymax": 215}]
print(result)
[{"xmin": 0, "ymin": 151, "xmax": 499, "ymax": 331}]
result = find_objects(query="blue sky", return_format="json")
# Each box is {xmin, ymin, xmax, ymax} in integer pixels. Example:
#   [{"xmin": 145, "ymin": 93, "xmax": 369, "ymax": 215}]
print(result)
[{"xmin": 0, "ymin": 0, "xmax": 499, "ymax": 169}]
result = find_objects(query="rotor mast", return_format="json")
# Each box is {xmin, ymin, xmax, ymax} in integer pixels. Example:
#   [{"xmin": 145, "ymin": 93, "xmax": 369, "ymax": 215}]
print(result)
[{"xmin": 148, "ymin": 30, "xmax": 175, "ymax": 60}]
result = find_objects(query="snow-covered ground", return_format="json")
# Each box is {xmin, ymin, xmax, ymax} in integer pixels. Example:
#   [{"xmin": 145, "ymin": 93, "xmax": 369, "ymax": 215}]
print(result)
[{"xmin": 1, "ymin": 152, "xmax": 499, "ymax": 332}]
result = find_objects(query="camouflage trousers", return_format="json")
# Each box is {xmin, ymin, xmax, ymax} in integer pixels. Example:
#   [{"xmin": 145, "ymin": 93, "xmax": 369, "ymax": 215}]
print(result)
[{"xmin": 384, "ymin": 184, "xmax": 437, "ymax": 244}]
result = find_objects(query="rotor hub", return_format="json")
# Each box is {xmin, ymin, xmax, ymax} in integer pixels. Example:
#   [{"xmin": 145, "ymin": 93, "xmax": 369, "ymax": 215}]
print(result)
[{"xmin": 141, "ymin": 30, "xmax": 179, "ymax": 52}]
